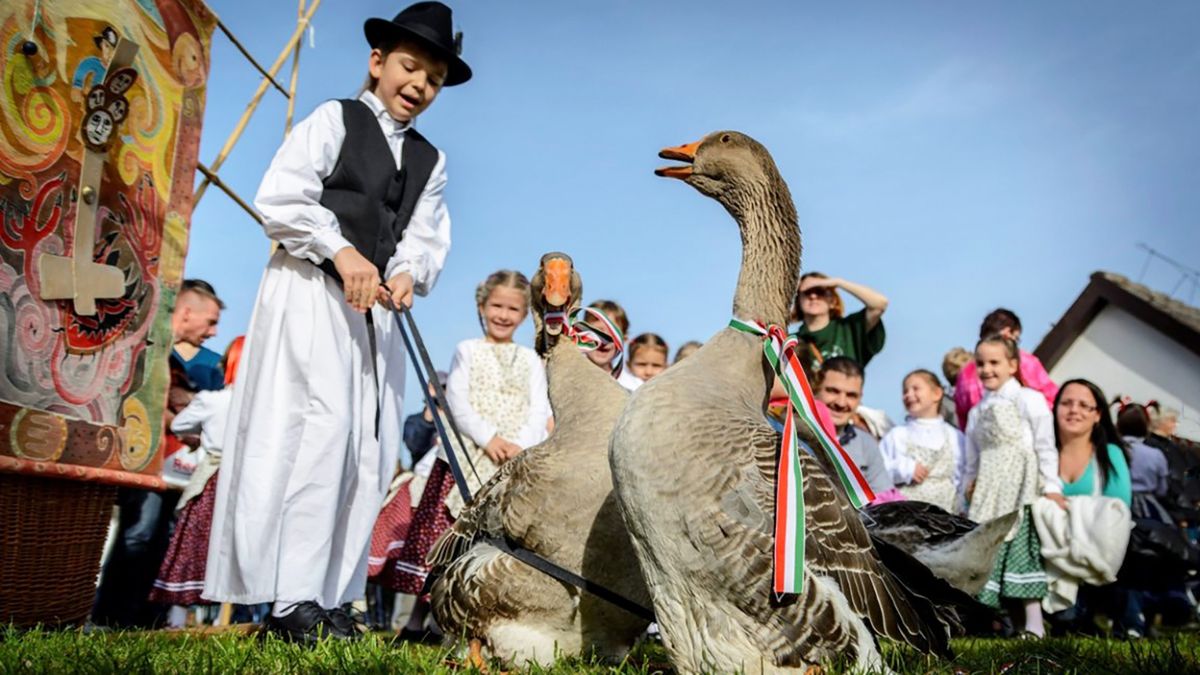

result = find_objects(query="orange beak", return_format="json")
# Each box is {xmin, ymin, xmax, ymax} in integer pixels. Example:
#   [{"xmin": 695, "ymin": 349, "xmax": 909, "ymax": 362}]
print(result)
[
  {"xmin": 542, "ymin": 257, "xmax": 572, "ymax": 308},
  {"xmin": 655, "ymin": 139, "xmax": 701, "ymax": 179}
]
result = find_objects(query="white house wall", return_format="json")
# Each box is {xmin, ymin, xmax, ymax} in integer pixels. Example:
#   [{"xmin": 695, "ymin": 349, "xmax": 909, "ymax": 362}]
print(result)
[{"xmin": 1048, "ymin": 304, "xmax": 1200, "ymax": 441}]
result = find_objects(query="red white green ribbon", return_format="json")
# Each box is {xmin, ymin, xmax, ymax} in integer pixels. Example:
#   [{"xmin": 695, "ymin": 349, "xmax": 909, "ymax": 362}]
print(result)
[
  {"xmin": 729, "ymin": 317, "xmax": 876, "ymax": 594},
  {"xmin": 544, "ymin": 307, "xmax": 626, "ymax": 376}
]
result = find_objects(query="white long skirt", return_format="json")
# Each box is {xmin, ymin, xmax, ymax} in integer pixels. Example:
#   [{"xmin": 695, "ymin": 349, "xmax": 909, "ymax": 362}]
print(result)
[{"xmin": 203, "ymin": 249, "xmax": 405, "ymax": 608}]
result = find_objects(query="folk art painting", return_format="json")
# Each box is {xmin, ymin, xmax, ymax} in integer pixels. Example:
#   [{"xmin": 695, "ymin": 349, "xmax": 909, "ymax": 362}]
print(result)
[{"xmin": 0, "ymin": 0, "xmax": 215, "ymax": 488}]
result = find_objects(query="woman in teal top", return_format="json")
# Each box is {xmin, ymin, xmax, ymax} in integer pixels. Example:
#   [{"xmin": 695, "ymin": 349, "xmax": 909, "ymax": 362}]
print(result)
[
  {"xmin": 1054, "ymin": 379, "xmax": 1131, "ymax": 505},
  {"xmin": 1050, "ymin": 378, "xmax": 1133, "ymax": 635},
  {"xmin": 1060, "ymin": 443, "xmax": 1132, "ymax": 505}
]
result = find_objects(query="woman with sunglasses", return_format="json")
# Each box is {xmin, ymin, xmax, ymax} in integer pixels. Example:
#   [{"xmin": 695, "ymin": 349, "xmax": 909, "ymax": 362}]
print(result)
[{"xmin": 791, "ymin": 272, "xmax": 889, "ymax": 368}]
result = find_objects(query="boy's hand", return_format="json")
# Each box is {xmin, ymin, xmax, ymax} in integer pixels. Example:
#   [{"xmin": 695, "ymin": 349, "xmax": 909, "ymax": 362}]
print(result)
[
  {"xmin": 378, "ymin": 272, "xmax": 415, "ymax": 309},
  {"xmin": 332, "ymin": 247, "xmax": 379, "ymax": 313}
]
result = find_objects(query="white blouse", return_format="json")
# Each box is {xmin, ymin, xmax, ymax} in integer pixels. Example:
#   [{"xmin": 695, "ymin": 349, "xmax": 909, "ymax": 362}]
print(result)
[
  {"xmin": 445, "ymin": 339, "xmax": 551, "ymax": 449},
  {"xmin": 963, "ymin": 378, "xmax": 1061, "ymax": 495},
  {"xmin": 170, "ymin": 388, "xmax": 233, "ymax": 457},
  {"xmin": 879, "ymin": 416, "xmax": 966, "ymax": 486},
  {"xmin": 616, "ymin": 368, "xmax": 643, "ymax": 392},
  {"xmin": 253, "ymin": 90, "xmax": 451, "ymax": 295}
]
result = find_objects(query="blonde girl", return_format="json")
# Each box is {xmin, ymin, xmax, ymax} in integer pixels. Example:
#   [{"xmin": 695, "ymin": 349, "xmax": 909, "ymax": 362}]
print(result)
[
  {"xmin": 388, "ymin": 269, "xmax": 551, "ymax": 638},
  {"xmin": 963, "ymin": 336, "xmax": 1061, "ymax": 637}
]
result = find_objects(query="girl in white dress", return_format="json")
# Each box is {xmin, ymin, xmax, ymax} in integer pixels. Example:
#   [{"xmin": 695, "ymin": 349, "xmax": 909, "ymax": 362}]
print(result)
[
  {"xmin": 879, "ymin": 369, "xmax": 966, "ymax": 512},
  {"xmin": 963, "ymin": 336, "xmax": 1063, "ymax": 637},
  {"xmin": 390, "ymin": 269, "xmax": 551, "ymax": 639}
]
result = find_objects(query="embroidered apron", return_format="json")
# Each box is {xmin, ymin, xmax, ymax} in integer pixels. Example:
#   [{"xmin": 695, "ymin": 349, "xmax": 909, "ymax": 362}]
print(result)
[
  {"xmin": 968, "ymin": 397, "xmax": 1039, "ymax": 541},
  {"xmin": 898, "ymin": 429, "xmax": 958, "ymax": 511},
  {"xmin": 443, "ymin": 342, "xmax": 530, "ymax": 518}
]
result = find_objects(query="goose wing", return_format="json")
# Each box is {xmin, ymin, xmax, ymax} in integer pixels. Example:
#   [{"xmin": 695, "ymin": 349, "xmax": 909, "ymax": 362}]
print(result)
[
  {"xmin": 687, "ymin": 422, "xmax": 954, "ymax": 662},
  {"xmin": 862, "ymin": 501, "xmax": 977, "ymax": 547},
  {"xmin": 426, "ymin": 456, "xmax": 523, "ymax": 568},
  {"xmin": 426, "ymin": 436, "xmax": 581, "ymax": 568}
]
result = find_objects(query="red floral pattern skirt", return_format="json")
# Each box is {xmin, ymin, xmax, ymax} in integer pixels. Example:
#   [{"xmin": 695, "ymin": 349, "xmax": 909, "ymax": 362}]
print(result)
[
  {"xmin": 148, "ymin": 473, "xmax": 217, "ymax": 606},
  {"xmin": 383, "ymin": 460, "xmax": 456, "ymax": 595},
  {"xmin": 368, "ymin": 478, "xmax": 415, "ymax": 581}
]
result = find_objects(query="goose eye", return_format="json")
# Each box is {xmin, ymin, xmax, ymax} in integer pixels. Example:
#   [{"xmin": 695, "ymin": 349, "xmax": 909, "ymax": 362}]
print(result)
[{"xmin": 721, "ymin": 134, "xmax": 731, "ymax": 143}]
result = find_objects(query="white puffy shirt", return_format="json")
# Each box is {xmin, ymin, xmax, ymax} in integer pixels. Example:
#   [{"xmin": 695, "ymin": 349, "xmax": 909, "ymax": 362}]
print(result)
[
  {"xmin": 253, "ymin": 90, "xmax": 451, "ymax": 295},
  {"xmin": 445, "ymin": 339, "xmax": 552, "ymax": 450},
  {"xmin": 879, "ymin": 416, "xmax": 967, "ymax": 487}
]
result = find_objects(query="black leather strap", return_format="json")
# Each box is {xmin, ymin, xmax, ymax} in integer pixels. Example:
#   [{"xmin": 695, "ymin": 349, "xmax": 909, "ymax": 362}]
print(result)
[
  {"xmin": 390, "ymin": 302, "xmax": 479, "ymax": 502},
  {"xmin": 483, "ymin": 534, "xmax": 656, "ymax": 622}
]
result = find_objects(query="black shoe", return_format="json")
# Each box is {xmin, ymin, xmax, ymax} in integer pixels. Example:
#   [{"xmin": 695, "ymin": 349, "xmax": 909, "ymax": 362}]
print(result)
[
  {"xmin": 263, "ymin": 602, "xmax": 345, "ymax": 644},
  {"xmin": 326, "ymin": 605, "xmax": 366, "ymax": 639},
  {"xmin": 397, "ymin": 626, "xmax": 442, "ymax": 645}
]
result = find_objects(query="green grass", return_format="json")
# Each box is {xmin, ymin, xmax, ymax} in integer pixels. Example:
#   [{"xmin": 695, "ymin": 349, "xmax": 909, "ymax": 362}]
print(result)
[{"xmin": 2, "ymin": 627, "xmax": 1198, "ymax": 674}]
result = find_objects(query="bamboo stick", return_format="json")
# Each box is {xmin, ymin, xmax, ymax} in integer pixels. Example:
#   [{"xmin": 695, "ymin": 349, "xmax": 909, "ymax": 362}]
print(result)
[
  {"xmin": 283, "ymin": 0, "xmax": 306, "ymax": 136},
  {"xmin": 196, "ymin": 162, "xmax": 263, "ymax": 225},
  {"xmin": 193, "ymin": 0, "xmax": 322, "ymax": 205},
  {"xmin": 216, "ymin": 19, "xmax": 289, "ymax": 97}
]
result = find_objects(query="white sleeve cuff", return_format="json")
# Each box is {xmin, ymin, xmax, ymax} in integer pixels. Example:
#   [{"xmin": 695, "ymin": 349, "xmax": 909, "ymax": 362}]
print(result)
[{"xmin": 313, "ymin": 230, "xmax": 354, "ymax": 265}]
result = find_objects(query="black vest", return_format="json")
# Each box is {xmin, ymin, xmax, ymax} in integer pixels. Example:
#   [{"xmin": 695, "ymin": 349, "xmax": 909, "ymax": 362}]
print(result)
[{"xmin": 317, "ymin": 99, "xmax": 438, "ymax": 282}]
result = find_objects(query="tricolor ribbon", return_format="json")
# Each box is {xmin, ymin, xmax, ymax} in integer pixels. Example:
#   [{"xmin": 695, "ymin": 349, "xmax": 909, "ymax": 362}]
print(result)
[
  {"xmin": 728, "ymin": 318, "xmax": 876, "ymax": 594},
  {"xmin": 544, "ymin": 307, "xmax": 626, "ymax": 377}
]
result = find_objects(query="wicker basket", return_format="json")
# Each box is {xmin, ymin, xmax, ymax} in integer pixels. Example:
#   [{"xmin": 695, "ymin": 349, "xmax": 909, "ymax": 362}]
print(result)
[{"xmin": 0, "ymin": 473, "xmax": 116, "ymax": 627}]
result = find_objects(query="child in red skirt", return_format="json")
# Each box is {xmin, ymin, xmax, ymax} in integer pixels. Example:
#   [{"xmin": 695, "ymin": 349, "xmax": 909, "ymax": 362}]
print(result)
[{"xmin": 149, "ymin": 337, "xmax": 244, "ymax": 610}]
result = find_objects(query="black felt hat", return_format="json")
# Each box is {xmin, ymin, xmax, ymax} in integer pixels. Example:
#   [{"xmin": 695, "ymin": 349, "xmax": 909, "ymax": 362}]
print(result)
[{"xmin": 364, "ymin": 2, "xmax": 471, "ymax": 86}]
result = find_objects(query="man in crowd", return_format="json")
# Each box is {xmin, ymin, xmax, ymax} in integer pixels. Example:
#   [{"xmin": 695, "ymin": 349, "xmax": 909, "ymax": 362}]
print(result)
[
  {"xmin": 91, "ymin": 280, "xmax": 224, "ymax": 628},
  {"xmin": 170, "ymin": 279, "xmax": 225, "ymax": 390},
  {"xmin": 815, "ymin": 357, "xmax": 895, "ymax": 498}
]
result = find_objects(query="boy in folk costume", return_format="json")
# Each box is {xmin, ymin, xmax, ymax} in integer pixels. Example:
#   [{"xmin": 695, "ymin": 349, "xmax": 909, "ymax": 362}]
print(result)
[{"xmin": 204, "ymin": 2, "xmax": 471, "ymax": 642}]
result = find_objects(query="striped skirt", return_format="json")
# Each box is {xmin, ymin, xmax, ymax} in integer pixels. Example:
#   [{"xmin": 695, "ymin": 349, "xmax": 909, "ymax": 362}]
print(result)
[
  {"xmin": 148, "ymin": 473, "xmax": 218, "ymax": 606},
  {"xmin": 368, "ymin": 477, "xmax": 416, "ymax": 581},
  {"xmin": 978, "ymin": 505, "xmax": 1046, "ymax": 608},
  {"xmin": 381, "ymin": 460, "xmax": 456, "ymax": 595}
]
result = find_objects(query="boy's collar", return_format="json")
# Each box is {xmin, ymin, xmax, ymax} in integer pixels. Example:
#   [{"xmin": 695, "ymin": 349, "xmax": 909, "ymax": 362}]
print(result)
[{"xmin": 358, "ymin": 90, "xmax": 413, "ymax": 134}]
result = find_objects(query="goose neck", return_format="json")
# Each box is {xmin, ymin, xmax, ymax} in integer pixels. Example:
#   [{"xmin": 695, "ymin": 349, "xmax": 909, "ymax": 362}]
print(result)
[{"xmin": 727, "ymin": 184, "xmax": 800, "ymax": 328}]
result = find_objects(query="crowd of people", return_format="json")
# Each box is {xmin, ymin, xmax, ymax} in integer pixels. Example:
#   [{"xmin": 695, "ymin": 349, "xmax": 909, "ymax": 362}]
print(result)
[{"xmin": 82, "ymin": 0, "xmax": 1199, "ymax": 649}]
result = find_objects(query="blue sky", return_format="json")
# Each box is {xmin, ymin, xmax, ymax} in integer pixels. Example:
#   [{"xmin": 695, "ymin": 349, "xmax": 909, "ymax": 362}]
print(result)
[{"xmin": 186, "ymin": 1, "xmax": 1200, "ymax": 423}]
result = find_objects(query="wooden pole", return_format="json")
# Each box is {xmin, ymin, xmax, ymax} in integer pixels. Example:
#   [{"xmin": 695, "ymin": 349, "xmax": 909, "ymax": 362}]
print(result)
[
  {"xmin": 217, "ymin": 602, "xmax": 233, "ymax": 627},
  {"xmin": 284, "ymin": 0, "xmax": 306, "ymax": 136},
  {"xmin": 193, "ymin": 0, "xmax": 322, "ymax": 205},
  {"xmin": 216, "ymin": 19, "xmax": 290, "ymax": 97},
  {"xmin": 195, "ymin": 162, "xmax": 263, "ymax": 225}
]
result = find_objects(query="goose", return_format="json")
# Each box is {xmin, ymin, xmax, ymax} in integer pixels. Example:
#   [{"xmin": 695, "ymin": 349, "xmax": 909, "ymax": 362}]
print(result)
[
  {"xmin": 862, "ymin": 502, "xmax": 1019, "ymax": 596},
  {"xmin": 427, "ymin": 253, "xmax": 650, "ymax": 669},
  {"xmin": 609, "ymin": 132, "xmax": 965, "ymax": 674}
]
